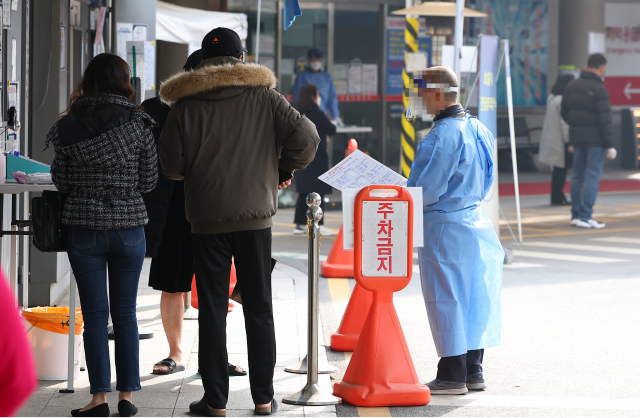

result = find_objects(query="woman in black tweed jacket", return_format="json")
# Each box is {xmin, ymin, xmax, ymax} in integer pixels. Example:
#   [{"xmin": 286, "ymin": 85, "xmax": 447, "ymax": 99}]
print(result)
[{"xmin": 47, "ymin": 53, "xmax": 157, "ymax": 418}]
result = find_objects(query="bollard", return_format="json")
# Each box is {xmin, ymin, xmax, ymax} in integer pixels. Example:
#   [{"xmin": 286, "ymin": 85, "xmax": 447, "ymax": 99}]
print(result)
[
  {"xmin": 282, "ymin": 193, "xmax": 342, "ymax": 406},
  {"xmin": 183, "ymin": 292, "xmax": 199, "ymax": 320}
]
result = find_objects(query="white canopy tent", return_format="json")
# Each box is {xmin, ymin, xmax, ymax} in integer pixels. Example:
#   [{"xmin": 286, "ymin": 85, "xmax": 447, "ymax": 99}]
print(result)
[{"xmin": 156, "ymin": 1, "xmax": 248, "ymax": 48}]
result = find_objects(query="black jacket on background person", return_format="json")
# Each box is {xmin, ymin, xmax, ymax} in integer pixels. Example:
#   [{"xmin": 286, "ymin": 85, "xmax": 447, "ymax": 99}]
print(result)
[
  {"xmin": 295, "ymin": 108, "xmax": 336, "ymax": 196},
  {"xmin": 48, "ymin": 94, "xmax": 158, "ymax": 230},
  {"xmin": 561, "ymin": 70, "xmax": 613, "ymax": 149},
  {"xmin": 140, "ymin": 97, "xmax": 174, "ymax": 257}
]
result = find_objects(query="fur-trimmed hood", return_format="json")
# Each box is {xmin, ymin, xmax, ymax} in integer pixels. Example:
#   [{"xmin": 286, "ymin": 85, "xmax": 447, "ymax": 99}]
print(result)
[{"xmin": 159, "ymin": 56, "xmax": 277, "ymax": 105}]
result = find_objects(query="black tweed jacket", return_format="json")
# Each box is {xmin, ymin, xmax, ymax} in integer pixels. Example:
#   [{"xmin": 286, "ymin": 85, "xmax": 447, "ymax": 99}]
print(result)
[{"xmin": 47, "ymin": 94, "xmax": 158, "ymax": 230}]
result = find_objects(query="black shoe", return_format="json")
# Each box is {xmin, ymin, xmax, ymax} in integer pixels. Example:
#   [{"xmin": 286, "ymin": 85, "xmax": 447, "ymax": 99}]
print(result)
[
  {"xmin": 71, "ymin": 403, "xmax": 110, "ymax": 417},
  {"xmin": 118, "ymin": 400, "xmax": 138, "ymax": 417},
  {"xmin": 551, "ymin": 199, "xmax": 571, "ymax": 206},
  {"xmin": 255, "ymin": 399, "xmax": 278, "ymax": 415},
  {"xmin": 466, "ymin": 372, "xmax": 486, "ymax": 391},
  {"xmin": 189, "ymin": 398, "xmax": 226, "ymax": 416}
]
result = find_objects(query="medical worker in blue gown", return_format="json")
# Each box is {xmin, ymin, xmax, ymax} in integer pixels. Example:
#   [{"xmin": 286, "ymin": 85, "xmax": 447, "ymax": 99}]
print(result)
[
  {"xmin": 292, "ymin": 49, "xmax": 342, "ymax": 125},
  {"xmin": 407, "ymin": 67, "xmax": 504, "ymax": 395}
]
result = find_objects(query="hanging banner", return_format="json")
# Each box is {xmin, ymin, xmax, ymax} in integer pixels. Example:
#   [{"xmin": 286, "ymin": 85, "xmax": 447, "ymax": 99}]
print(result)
[
  {"xmin": 603, "ymin": 3, "xmax": 640, "ymax": 105},
  {"xmin": 470, "ymin": 0, "xmax": 549, "ymax": 107},
  {"xmin": 478, "ymin": 35, "xmax": 498, "ymax": 136},
  {"xmin": 478, "ymin": 35, "xmax": 500, "ymax": 237}
]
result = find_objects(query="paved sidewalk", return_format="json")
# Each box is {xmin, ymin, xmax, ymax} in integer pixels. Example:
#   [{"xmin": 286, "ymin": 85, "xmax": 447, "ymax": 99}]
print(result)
[{"xmin": 19, "ymin": 260, "xmax": 336, "ymax": 417}]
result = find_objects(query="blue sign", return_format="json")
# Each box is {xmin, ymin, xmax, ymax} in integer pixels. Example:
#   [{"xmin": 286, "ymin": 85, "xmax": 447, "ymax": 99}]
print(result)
[{"xmin": 478, "ymin": 35, "xmax": 499, "ymax": 137}]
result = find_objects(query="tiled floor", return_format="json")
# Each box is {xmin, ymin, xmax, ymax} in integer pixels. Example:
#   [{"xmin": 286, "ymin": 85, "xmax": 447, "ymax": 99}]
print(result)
[{"xmin": 18, "ymin": 261, "xmax": 336, "ymax": 417}]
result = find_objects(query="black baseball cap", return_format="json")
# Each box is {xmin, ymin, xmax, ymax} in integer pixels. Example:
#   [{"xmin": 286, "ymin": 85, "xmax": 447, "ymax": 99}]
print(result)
[
  {"xmin": 184, "ymin": 49, "xmax": 204, "ymax": 71},
  {"xmin": 307, "ymin": 49, "xmax": 323, "ymax": 58},
  {"xmin": 201, "ymin": 28, "xmax": 248, "ymax": 59}
]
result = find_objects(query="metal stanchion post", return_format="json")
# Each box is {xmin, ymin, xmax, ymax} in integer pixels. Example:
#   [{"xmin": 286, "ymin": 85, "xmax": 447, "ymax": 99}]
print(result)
[
  {"xmin": 184, "ymin": 291, "xmax": 199, "ymax": 320},
  {"xmin": 61, "ymin": 272, "xmax": 77, "ymax": 393},
  {"xmin": 283, "ymin": 193, "xmax": 342, "ymax": 406}
]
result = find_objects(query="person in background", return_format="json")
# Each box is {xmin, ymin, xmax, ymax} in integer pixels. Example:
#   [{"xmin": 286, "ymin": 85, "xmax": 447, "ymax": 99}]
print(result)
[
  {"xmin": 538, "ymin": 74, "xmax": 575, "ymax": 206},
  {"xmin": 0, "ymin": 271, "xmax": 37, "ymax": 417},
  {"xmin": 158, "ymin": 28, "xmax": 318, "ymax": 416},
  {"xmin": 293, "ymin": 84, "xmax": 337, "ymax": 236},
  {"xmin": 48, "ymin": 53, "xmax": 158, "ymax": 417},
  {"xmin": 408, "ymin": 67, "xmax": 504, "ymax": 395},
  {"xmin": 142, "ymin": 50, "xmax": 246, "ymax": 379},
  {"xmin": 561, "ymin": 53, "xmax": 617, "ymax": 229},
  {"xmin": 292, "ymin": 49, "xmax": 343, "ymax": 125}
]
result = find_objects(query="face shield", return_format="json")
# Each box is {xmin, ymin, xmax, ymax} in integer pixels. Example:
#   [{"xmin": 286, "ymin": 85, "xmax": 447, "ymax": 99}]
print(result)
[{"xmin": 408, "ymin": 72, "xmax": 459, "ymax": 120}]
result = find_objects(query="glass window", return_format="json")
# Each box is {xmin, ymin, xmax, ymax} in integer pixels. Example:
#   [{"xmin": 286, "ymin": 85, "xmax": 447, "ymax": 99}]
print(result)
[
  {"xmin": 228, "ymin": 0, "xmax": 278, "ymax": 72},
  {"xmin": 331, "ymin": 6, "xmax": 383, "ymax": 165},
  {"xmin": 281, "ymin": 9, "xmax": 329, "ymax": 96}
]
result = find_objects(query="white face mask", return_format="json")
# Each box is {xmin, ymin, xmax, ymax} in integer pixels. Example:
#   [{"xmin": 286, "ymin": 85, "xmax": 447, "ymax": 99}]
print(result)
[
  {"xmin": 316, "ymin": 96, "xmax": 322, "ymax": 107},
  {"xmin": 309, "ymin": 61, "xmax": 323, "ymax": 71}
]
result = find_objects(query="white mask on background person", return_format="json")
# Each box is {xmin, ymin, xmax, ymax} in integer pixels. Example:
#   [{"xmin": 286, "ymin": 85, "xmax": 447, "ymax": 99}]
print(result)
[
  {"xmin": 309, "ymin": 61, "xmax": 323, "ymax": 71},
  {"xmin": 316, "ymin": 95, "xmax": 322, "ymax": 107}
]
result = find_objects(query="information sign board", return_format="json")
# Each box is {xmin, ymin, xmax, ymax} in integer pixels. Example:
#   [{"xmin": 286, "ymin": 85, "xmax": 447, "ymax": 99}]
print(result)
[{"xmin": 361, "ymin": 200, "xmax": 409, "ymax": 277}]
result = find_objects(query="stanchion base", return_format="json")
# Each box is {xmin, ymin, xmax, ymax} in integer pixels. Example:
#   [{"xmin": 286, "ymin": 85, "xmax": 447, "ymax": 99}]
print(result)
[
  {"xmin": 330, "ymin": 332, "xmax": 358, "ymax": 352},
  {"xmin": 59, "ymin": 389, "xmax": 74, "ymax": 394},
  {"xmin": 184, "ymin": 306, "xmax": 199, "ymax": 320},
  {"xmin": 284, "ymin": 354, "xmax": 338, "ymax": 374},
  {"xmin": 282, "ymin": 383, "xmax": 342, "ymax": 406}
]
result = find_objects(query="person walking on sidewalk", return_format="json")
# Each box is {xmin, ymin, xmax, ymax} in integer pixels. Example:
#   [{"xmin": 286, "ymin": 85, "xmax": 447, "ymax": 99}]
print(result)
[
  {"xmin": 539, "ymin": 74, "xmax": 575, "ymax": 206},
  {"xmin": 561, "ymin": 53, "xmax": 617, "ymax": 229},
  {"xmin": 142, "ymin": 50, "xmax": 246, "ymax": 379},
  {"xmin": 408, "ymin": 67, "xmax": 504, "ymax": 395},
  {"xmin": 158, "ymin": 28, "xmax": 319, "ymax": 416},
  {"xmin": 48, "ymin": 53, "xmax": 158, "ymax": 417},
  {"xmin": 292, "ymin": 84, "xmax": 337, "ymax": 236}
]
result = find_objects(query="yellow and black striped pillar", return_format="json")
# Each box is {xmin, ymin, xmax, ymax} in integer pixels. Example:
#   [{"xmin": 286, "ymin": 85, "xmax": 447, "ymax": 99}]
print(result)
[{"xmin": 401, "ymin": 17, "xmax": 419, "ymax": 178}]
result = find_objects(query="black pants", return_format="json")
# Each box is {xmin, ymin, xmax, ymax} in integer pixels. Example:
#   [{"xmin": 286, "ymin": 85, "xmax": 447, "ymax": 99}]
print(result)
[
  {"xmin": 436, "ymin": 349, "xmax": 484, "ymax": 383},
  {"xmin": 294, "ymin": 193, "xmax": 325, "ymax": 226},
  {"xmin": 192, "ymin": 228, "xmax": 276, "ymax": 409},
  {"xmin": 551, "ymin": 166, "xmax": 568, "ymax": 203}
]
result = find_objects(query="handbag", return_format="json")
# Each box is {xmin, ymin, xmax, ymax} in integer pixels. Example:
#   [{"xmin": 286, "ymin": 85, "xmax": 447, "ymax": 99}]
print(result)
[{"xmin": 31, "ymin": 190, "xmax": 68, "ymax": 252}]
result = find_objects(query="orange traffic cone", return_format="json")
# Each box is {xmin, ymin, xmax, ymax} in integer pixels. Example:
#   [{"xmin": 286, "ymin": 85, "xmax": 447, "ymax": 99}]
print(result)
[
  {"xmin": 190, "ymin": 260, "xmax": 237, "ymax": 313},
  {"xmin": 330, "ymin": 283, "xmax": 372, "ymax": 351},
  {"xmin": 332, "ymin": 292, "xmax": 430, "ymax": 406},
  {"xmin": 321, "ymin": 226, "xmax": 354, "ymax": 278}
]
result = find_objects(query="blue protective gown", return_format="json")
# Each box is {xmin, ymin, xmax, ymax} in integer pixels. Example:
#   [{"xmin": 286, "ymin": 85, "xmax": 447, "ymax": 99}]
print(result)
[
  {"xmin": 292, "ymin": 69, "xmax": 340, "ymax": 118},
  {"xmin": 408, "ymin": 112, "xmax": 504, "ymax": 358}
]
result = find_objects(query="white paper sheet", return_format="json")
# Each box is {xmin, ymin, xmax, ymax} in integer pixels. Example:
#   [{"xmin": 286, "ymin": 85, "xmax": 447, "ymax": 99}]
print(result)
[
  {"xmin": 144, "ymin": 41, "xmax": 156, "ymax": 91},
  {"xmin": 342, "ymin": 187, "xmax": 424, "ymax": 250},
  {"xmin": 126, "ymin": 41, "xmax": 145, "ymax": 100},
  {"xmin": 116, "ymin": 22, "xmax": 133, "ymax": 59},
  {"xmin": 132, "ymin": 24, "xmax": 148, "ymax": 42},
  {"xmin": 318, "ymin": 150, "xmax": 407, "ymax": 191}
]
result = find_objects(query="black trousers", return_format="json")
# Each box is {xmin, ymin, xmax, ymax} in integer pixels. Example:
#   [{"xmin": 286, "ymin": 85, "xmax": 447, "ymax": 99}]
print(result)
[
  {"xmin": 551, "ymin": 166, "xmax": 568, "ymax": 203},
  {"xmin": 294, "ymin": 193, "xmax": 325, "ymax": 226},
  {"xmin": 192, "ymin": 228, "xmax": 276, "ymax": 409},
  {"xmin": 436, "ymin": 349, "xmax": 484, "ymax": 383}
]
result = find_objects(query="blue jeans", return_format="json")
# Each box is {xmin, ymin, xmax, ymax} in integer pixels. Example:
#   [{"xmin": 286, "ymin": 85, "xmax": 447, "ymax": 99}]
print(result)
[
  {"xmin": 570, "ymin": 146, "xmax": 605, "ymax": 221},
  {"xmin": 67, "ymin": 226, "xmax": 146, "ymax": 394}
]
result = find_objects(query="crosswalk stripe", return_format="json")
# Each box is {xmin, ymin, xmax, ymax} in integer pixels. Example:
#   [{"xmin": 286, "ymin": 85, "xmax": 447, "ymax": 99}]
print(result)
[
  {"xmin": 503, "ymin": 262, "xmax": 544, "ymax": 269},
  {"xmin": 591, "ymin": 236, "xmax": 640, "ymax": 245},
  {"xmin": 526, "ymin": 241, "xmax": 640, "ymax": 255},
  {"xmin": 427, "ymin": 394, "xmax": 640, "ymax": 411},
  {"xmin": 512, "ymin": 250, "xmax": 624, "ymax": 263}
]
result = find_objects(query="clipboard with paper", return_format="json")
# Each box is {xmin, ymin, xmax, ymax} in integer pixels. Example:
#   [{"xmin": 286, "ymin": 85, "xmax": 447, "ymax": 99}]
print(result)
[{"xmin": 318, "ymin": 150, "xmax": 423, "ymax": 250}]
